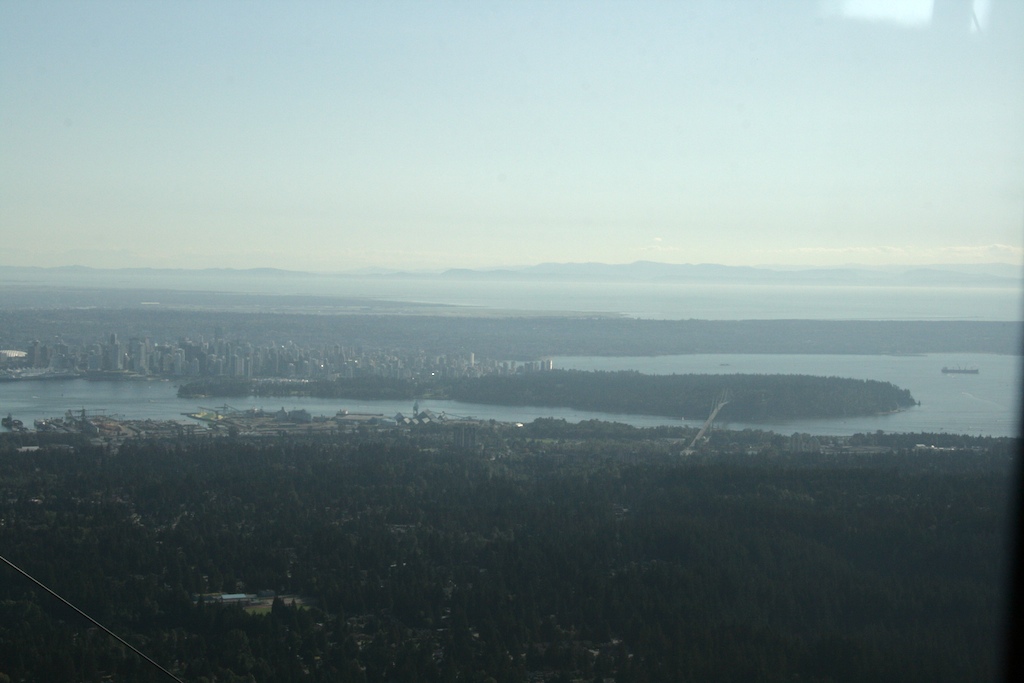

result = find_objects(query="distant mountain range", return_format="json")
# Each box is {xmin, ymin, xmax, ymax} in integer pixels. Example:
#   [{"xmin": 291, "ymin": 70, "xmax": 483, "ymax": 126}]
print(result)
[{"xmin": 1, "ymin": 261, "xmax": 1020, "ymax": 288}]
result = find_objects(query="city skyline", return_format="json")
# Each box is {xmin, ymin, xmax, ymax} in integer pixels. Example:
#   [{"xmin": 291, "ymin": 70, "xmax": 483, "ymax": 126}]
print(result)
[{"xmin": 2, "ymin": 1, "xmax": 1022, "ymax": 271}]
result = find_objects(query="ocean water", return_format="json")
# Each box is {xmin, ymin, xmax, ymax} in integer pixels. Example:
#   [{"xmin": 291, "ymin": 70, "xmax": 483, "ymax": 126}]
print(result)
[
  {"xmin": 327, "ymin": 279, "xmax": 1023, "ymax": 321},
  {"xmin": 7, "ymin": 269, "xmax": 1021, "ymax": 320},
  {"xmin": 227, "ymin": 278, "xmax": 1023, "ymax": 321}
]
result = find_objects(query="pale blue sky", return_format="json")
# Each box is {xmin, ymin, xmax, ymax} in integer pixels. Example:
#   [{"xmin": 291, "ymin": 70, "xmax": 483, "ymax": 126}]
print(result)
[{"xmin": 2, "ymin": 0, "xmax": 1022, "ymax": 271}]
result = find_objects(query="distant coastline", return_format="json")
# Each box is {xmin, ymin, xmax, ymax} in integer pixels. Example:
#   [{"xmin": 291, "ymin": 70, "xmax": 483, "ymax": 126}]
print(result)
[{"xmin": 1, "ymin": 262, "xmax": 1021, "ymax": 321}]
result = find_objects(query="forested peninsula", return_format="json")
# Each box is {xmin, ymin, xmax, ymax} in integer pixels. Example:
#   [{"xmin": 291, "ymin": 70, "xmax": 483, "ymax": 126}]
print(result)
[{"xmin": 178, "ymin": 370, "xmax": 917, "ymax": 420}]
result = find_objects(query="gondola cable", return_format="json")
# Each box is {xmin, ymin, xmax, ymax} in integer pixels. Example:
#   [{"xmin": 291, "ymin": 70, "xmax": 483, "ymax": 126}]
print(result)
[{"xmin": 0, "ymin": 552, "xmax": 185, "ymax": 683}]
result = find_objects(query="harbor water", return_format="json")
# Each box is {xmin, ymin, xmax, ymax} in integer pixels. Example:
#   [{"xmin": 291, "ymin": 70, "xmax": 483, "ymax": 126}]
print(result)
[{"xmin": 2, "ymin": 352, "xmax": 1019, "ymax": 437}]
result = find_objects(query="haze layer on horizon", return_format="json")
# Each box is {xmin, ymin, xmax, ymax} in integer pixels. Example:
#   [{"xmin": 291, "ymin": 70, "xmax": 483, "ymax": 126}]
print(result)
[{"xmin": 2, "ymin": 1, "xmax": 1022, "ymax": 271}]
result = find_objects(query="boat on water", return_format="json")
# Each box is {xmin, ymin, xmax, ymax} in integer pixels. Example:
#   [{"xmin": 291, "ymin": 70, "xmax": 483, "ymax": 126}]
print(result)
[{"xmin": 942, "ymin": 366, "xmax": 979, "ymax": 374}]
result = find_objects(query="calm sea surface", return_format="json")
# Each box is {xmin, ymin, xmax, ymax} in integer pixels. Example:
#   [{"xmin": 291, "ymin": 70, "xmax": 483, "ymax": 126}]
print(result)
[
  {"xmin": 2, "ymin": 353, "xmax": 1019, "ymax": 437},
  {"xmin": 331, "ymin": 280, "xmax": 1023, "ymax": 321},
  {"xmin": 12, "ymin": 271, "xmax": 1021, "ymax": 320},
  {"xmin": 240, "ymin": 278, "xmax": 1022, "ymax": 320}
]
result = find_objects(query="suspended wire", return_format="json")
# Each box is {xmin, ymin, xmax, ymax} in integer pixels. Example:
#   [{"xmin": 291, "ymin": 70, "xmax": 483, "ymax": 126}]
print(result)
[{"xmin": 0, "ymin": 552, "xmax": 186, "ymax": 683}]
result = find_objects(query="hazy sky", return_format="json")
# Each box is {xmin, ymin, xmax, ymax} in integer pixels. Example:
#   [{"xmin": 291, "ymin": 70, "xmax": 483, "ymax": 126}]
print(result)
[{"xmin": 2, "ymin": 0, "xmax": 1022, "ymax": 271}]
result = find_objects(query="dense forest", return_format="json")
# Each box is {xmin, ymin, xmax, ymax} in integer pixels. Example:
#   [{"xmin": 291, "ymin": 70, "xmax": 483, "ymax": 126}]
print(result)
[
  {"xmin": 447, "ymin": 371, "xmax": 916, "ymax": 420},
  {"xmin": 179, "ymin": 369, "xmax": 917, "ymax": 420},
  {"xmin": 0, "ymin": 426, "xmax": 1014, "ymax": 682}
]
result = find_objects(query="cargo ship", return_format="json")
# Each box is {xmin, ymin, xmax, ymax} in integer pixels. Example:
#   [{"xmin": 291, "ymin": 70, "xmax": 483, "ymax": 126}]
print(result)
[{"xmin": 941, "ymin": 366, "xmax": 979, "ymax": 374}]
